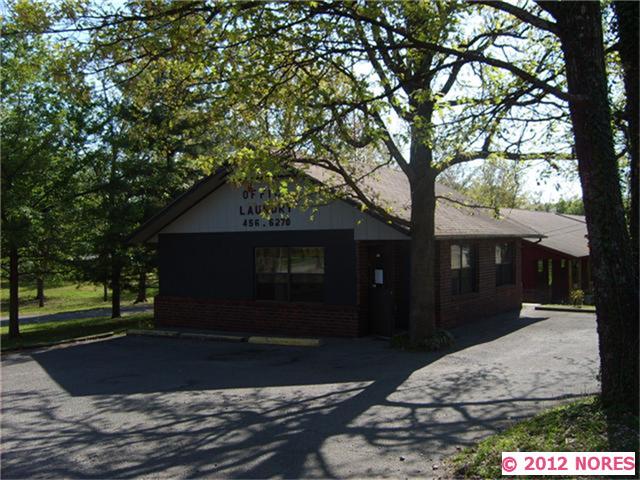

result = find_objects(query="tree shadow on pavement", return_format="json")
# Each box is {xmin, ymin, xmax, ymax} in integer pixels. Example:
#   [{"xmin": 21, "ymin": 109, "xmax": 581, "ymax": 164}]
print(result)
[{"xmin": 2, "ymin": 309, "xmax": 594, "ymax": 478}]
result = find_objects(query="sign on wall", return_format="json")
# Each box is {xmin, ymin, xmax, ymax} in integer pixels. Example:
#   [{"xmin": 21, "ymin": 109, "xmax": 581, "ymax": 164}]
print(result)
[
  {"xmin": 239, "ymin": 185, "xmax": 293, "ymax": 228},
  {"xmin": 159, "ymin": 182, "xmax": 408, "ymax": 241}
]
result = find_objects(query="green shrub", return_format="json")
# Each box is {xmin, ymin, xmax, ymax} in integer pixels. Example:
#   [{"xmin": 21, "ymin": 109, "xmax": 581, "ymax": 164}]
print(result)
[
  {"xmin": 570, "ymin": 289, "xmax": 585, "ymax": 306},
  {"xmin": 423, "ymin": 329, "xmax": 455, "ymax": 350},
  {"xmin": 390, "ymin": 332, "xmax": 410, "ymax": 349},
  {"xmin": 391, "ymin": 329, "xmax": 455, "ymax": 351}
]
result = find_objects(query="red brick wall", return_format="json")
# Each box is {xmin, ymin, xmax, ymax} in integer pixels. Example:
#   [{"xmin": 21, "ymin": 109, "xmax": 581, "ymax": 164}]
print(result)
[
  {"xmin": 155, "ymin": 295, "xmax": 360, "ymax": 337},
  {"xmin": 436, "ymin": 239, "xmax": 522, "ymax": 328}
]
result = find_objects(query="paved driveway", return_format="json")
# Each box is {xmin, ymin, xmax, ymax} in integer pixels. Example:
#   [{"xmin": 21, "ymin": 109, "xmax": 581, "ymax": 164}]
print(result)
[{"xmin": 1, "ymin": 307, "xmax": 598, "ymax": 479}]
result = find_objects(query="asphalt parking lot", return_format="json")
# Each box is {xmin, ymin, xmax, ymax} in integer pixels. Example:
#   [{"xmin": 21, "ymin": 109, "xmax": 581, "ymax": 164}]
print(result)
[{"xmin": 1, "ymin": 306, "xmax": 598, "ymax": 479}]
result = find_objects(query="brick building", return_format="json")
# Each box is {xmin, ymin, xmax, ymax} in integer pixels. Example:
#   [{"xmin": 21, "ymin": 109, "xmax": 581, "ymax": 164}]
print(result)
[
  {"xmin": 130, "ymin": 167, "xmax": 539, "ymax": 337},
  {"xmin": 502, "ymin": 209, "xmax": 591, "ymax": 304}
]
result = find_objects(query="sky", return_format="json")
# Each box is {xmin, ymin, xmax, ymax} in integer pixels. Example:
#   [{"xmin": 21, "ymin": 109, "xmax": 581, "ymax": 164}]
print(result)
[{"xmin": 521, "ymin": 162, "xmax": 582, "ymax": 203}]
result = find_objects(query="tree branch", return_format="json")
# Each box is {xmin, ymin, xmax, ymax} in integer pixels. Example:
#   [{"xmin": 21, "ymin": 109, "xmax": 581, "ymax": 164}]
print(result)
[
  {"xmin": 369, "ymin": 111, "xmax": 412, "ymax": 180},
  {"xmin": 438, "ymin": 149, "xmax": 575, "ymax": 171},
  {"xmin": 476, "ymin": 1, "xmax": 558, "ymax": 34},
  {"xmin": 435, "ymin": 195, "xmax": 495, "ymax": 211},
  {"xmin": 323, "ymin": 3, "xmax": 572, "ymax": 102},
  {"xmin": 289, "ymin": 152, "xmax": 411, "ymax": 229},
  {"xmin": 354, "ymin": 21, "xmax": 412, "ymax": 122}
]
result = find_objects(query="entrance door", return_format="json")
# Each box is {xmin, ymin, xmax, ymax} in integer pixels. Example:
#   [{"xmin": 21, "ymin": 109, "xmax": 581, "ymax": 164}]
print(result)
[
  {"xmin": 368, "ymin": 245, "xmax": 394, "ymax": 337},
  {"xmin": 534, "ymin": 258, "xmax": 551, "ymax": 303},
  {"xmin": 552, "ymin": 259, "xmax": 570, "ymax": 303}
]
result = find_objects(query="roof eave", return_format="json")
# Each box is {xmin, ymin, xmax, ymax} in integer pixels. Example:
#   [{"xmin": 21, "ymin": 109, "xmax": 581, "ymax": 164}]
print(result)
[
  {"xmin": 435, "ymin": 233, "xmax": 543, "ymax": 240},
  {"xmin": 522, "ymin": 238, "xmax": 590, "ymax": 259}
]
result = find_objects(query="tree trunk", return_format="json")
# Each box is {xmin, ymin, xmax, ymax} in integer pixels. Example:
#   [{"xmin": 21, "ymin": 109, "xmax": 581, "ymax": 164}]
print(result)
[
  {"xmin": 613, "ymin": 1, "xmax": 639, "ymax": 264},
  {"xmin": 543, "ymin": 1, "xmax": 639, "ymax": 414},
  {"xmin": 103, "ymin": 281, "xmax": 108, "ymax": 302},
  {"xmin": 111, "ymin": 260, "xmax": 121, "ymax": 319},
  {"xmin": 36, "ymin": 277, "xmax": 45, "ymax": 307},
  {"xmin": 134, "ymin": 270, "xmax": 147, "ymax": 304},
  {"xmin": 407, "ymin": 92, "xmax": 438, "ymax": 344},
  {"xmin": 408, "ymin": 170, "xmax": 438, "ymax": 344},
  {"xmin": 8, "ymin": 246, "xmax": 20, "ymax": 338}
]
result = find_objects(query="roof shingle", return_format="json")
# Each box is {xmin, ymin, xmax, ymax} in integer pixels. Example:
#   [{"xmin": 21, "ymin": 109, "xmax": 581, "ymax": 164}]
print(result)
[
  {"xmin": 502, "ymin": 209, "xmax": 589, "ymax": 258},
  {"xmin": 305, "ymin": 165, "xmax": 540, "ymax": 239}
]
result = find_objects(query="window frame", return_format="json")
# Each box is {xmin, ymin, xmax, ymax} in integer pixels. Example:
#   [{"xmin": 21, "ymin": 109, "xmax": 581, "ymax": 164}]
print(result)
[
  {"xmin": 254, "ymin": 246, "xmax": 325, "ymax": 303},
  {"xmin": 450, "ymin": 243, "xmax": 478, "ymax": 295},
  {"xmin": 495, "ymin": 242, "xmax": 515, "ymax": 287}
]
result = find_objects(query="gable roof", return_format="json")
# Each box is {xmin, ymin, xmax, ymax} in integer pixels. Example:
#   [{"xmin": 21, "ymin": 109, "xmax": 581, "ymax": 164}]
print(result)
[
  {"xmin": 502, "ymin": 208, "xmax": 589, "ymax": 258},
  {"xmin": 129, "ymin": 166, "xmax": 540, "ymax": 244},
  {"xmin": 129, "ymin": 169, "xmax": 228, "ymax": 244},
  {"xmin": 304, "ymin": 165, "xmax": 539, "ymax": 239}
]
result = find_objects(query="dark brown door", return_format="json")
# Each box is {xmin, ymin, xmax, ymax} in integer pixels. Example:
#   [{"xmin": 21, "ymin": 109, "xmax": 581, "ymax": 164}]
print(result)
[
  {"xmin": 534, "ymin": 258, "xmax": 551, "ymax": 303},
  {"xmin": 552, "ymin": 259, "xmax": 570, "ymax": 303},
  {"xmin": 368, "ymin": 245, "xmax": 394, "ymax": 336}
]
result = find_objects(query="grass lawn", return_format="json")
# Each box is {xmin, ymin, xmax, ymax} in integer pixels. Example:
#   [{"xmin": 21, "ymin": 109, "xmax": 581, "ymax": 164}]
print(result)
[
  {"xmin": 1, "ymin": 313, "xmax": 154, "ymax": 351},
  {"xmin": 0, "ymin": 282, "xmax": 158, "ymax": 316},
  {"xmin": 450, "ymin": 396, "xmax": 639, "ymax": 478}
]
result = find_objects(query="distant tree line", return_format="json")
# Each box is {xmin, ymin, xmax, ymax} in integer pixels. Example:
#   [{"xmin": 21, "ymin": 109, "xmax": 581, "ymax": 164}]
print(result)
[
  {"xmin": 531, "ymin": 197, "xmax": 585, "ymax": 215},
  {"xmin": 2, "ymin": 3, "xmax": 206, "ymax": 331},
  {"xmin": 439, "ymin": 159, "xmax": 586, "ymax": 215}
]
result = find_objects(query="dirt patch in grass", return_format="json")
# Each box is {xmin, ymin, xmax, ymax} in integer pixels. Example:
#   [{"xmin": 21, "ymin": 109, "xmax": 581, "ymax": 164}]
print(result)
[{"xmin": 449, "ymin": 396, "xmax": 639, "ymax": 478}]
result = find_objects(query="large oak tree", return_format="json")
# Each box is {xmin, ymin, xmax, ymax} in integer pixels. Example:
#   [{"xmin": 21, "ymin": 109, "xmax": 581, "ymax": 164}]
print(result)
[{"xmin": 71, "ymin": 0, "xmax": 567, "ymax": 344}]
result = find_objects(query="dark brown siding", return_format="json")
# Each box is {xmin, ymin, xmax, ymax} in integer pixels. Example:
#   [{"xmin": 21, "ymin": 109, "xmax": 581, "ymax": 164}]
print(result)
[
  {"xmin": 159, "ymin": 230, "xmax": 357, "ymax": 305},
  {"xmin": 156, "ymin": 229, "xmax": 360, "ymax": 337},
  {"xmin": 155, "ymin": 233, "xmax": 524, "ymax": 337}
]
